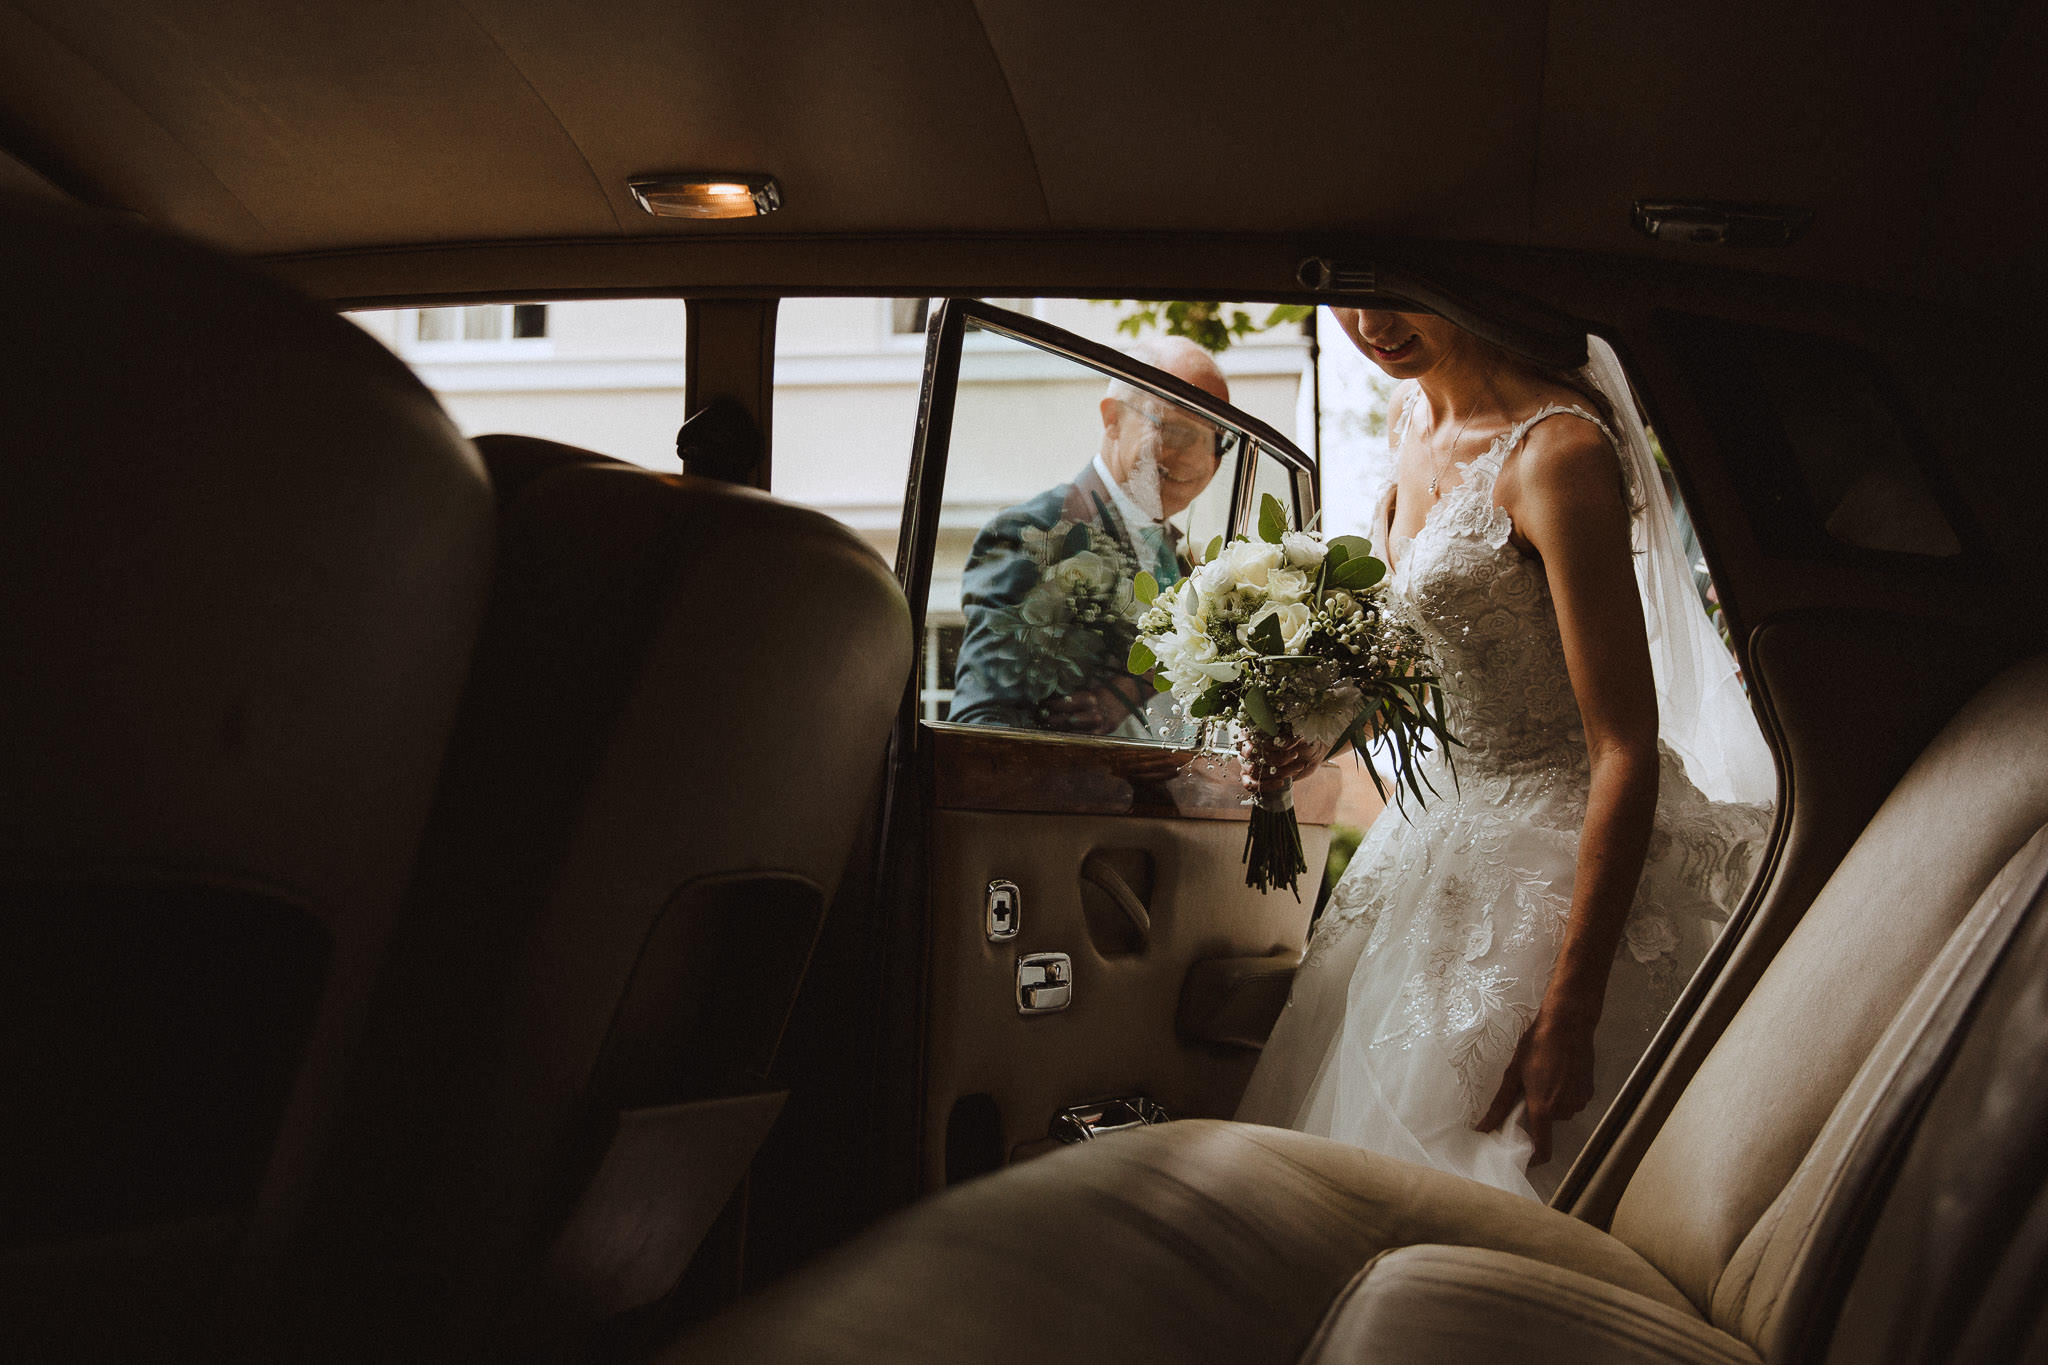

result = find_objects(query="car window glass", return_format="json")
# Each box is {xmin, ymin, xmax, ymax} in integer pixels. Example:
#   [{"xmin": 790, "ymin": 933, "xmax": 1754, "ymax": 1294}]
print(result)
[
  {"xmin": 1251, "ymin": 444, "xmax": 1301, "ymax": 534},
  {"xmin": 924, "ymin": 319, "xmax": 1261, "ymax": 743},
  {"xmin": 349, "ymin": 300, "xmax": 688, "ymax": 470}
]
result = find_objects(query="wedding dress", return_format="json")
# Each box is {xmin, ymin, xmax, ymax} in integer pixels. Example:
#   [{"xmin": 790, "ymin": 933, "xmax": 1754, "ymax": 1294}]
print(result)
[{"xmin": 1235, "ymin": 343, "xmax": 1774, "ymax": 1201}]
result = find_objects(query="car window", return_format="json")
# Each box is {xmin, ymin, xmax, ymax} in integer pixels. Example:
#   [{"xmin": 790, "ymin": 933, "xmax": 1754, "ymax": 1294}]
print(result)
[
  {"xmin": 349, "ymin": 300, "xmax": 687, "ymax": 470},
  {"xmin": 897, "ymin": 305, "xmax": 1318, "ymax": 750}
]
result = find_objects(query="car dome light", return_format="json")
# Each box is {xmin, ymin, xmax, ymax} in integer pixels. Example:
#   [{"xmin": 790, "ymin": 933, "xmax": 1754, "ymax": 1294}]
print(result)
[{"xmin": 628, "ymin": 175, "xmax": 781, "ymax": 219}]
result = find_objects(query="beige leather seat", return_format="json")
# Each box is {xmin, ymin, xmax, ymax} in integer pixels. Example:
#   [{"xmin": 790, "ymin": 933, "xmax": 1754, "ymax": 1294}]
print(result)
[
  {"xmin": 660, "ymin": 654, "xmax": 2048, "ymax": 1365},
  {"xmin": 0, "ymin": 194, "xmax": 496, "ymax": 1359},
  {"xmin": 281, "ymin": 435, "xmax": 913, "ymax": 1359}
]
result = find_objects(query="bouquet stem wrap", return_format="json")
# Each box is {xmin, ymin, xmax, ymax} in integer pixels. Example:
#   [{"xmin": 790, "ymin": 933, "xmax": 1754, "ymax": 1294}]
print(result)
[{"xmin": 1243, "ymin": 783, "xmax": 1307, "ymax": 898}]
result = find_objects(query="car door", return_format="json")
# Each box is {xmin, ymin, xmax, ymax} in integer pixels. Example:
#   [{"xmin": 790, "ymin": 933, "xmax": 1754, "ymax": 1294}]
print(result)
[{"xmin": 892, "ymin": 300, "xmax": 1340, "ymax": 1189}]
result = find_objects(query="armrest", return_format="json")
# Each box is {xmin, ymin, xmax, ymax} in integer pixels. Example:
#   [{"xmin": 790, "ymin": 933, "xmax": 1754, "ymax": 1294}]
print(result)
[{"xmin": 1305, "ymin": 1244, "xmax": 1755, "ymax": 1365}]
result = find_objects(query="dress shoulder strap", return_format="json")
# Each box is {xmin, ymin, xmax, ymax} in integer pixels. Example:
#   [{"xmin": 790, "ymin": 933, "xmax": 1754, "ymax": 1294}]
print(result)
[{"xmin": 1503, "ymin": 402, "xmax": 1618, "ymax": 455}]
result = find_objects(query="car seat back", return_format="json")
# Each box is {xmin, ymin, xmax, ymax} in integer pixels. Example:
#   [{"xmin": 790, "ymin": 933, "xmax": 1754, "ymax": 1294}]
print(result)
[
  {"xmin": 1609, "ymin": 655, "xmax": 2048, "ymax": 1341},
  {"xmin": 1820, "ymin": 824, "xmax": 2048, "ymax": 1364},
  {"xmin": 0, "ymin": 195, "xmax": 495, "ymax": 1357},
  {"xmin": 288, "ymin": 436, "xmax": 913, "ymax": 1357}
]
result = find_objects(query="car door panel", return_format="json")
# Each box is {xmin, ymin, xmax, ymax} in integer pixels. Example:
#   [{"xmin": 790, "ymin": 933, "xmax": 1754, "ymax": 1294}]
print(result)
[{"xmin": 894, "ymin": 301, "xmax": 1330, "ymax": 1189}]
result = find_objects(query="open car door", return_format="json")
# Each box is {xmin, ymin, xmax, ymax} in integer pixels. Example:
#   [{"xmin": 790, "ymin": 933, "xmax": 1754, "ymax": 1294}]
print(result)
[{"xmin": 889, "ymin": 300, "xmax": 1342, "ymax": 1189}]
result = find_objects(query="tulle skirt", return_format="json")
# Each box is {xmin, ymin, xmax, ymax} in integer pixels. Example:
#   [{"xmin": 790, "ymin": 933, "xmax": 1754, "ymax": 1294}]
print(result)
[{"xmin": 1235, "ymin": 748, "xmax": 1769, "ymax": 1200}]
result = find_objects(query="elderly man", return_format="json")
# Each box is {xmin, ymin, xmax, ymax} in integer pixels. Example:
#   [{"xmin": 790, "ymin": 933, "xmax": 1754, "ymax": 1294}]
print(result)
[{"xmin": 948, "ymin": 336, "xmax": 1231, "ymax": 734}]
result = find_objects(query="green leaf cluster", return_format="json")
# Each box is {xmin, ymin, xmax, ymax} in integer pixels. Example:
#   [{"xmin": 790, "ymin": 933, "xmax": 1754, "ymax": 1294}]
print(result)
[{"xmin": 1092, "ymin": 300, "xmax": 1314, "ymax": 355}]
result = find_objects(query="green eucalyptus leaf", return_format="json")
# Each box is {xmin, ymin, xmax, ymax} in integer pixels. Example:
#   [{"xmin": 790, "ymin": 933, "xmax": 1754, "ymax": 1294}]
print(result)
[
  {"xmin": 1063, "ymin": 523, "xmax": 1091, "ymax": 558},
  {"xmin": 1189, "ymin": 682, "xmax": 1225, "ymax": 718},
  {"xmin": 1127, "ymin": 640, "xmax": 1156, "ymax": 674},
  {"xmin": 1153, "ymin": 674, "xmax": 1173, "ymax": 692},
  {"xmin": 1327, "ymin": 535, "xmax": 1373, "ymax": 563},
  {"xmin": 1242, "ymin": 685, "xmax": 1276, "ymax": 732},
  {"xmin": 1249, "ymin": 613, "xmax": 1286, "ymax": 655},
  {"xmin": 1334, "ymin": 556, "xmax": 1386, "ymax": 589},
  {"xmin": 1204, "ymin": 534, "xmax": 1224, "ymax": 563},
  {"xmin": 1133, "ymin": 570, "xmax": 1159, "ymax": 605},
  {"xmin": 1257, "ymin": 493, "xmax": 1288, "ymax": 544}
]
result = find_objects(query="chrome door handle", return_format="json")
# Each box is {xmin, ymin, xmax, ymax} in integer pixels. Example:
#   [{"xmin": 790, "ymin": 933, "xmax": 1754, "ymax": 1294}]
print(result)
[{"xmin": 1016, "ymin": 952, "xmax": 1072, "ymax": 1014}]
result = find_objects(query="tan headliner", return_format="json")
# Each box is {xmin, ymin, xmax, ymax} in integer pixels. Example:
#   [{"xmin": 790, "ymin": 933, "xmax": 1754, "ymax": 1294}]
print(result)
[{"xmin": 0, "ymin": 0, "xmax": 2039, "ymax": 311}]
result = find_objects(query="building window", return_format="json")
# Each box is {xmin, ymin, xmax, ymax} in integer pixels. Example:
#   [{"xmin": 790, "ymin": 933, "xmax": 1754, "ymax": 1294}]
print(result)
[{"xmin": 415, "ymin": 303, "xmax": 549, "ymax": 344}]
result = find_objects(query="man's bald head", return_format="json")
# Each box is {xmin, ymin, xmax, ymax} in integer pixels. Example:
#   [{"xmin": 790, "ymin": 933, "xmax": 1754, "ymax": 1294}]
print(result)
[{"xmin": 1109, "ymin": 336, "xmax": 1230, "ymax": 406}]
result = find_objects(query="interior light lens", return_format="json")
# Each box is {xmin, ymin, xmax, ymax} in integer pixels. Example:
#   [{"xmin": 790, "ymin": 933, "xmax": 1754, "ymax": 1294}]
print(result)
[{"xmin": 627, "ymin": 175, "xmax": 781, "ymax": 220}]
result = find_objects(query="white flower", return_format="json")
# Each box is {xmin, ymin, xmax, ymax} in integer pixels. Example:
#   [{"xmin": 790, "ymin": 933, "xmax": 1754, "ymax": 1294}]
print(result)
[
  {"xmin": 1323, "ymin": 588, "xmax": 1358, "ymax": 619},
  {"xmin": 1051, "ymin": 549, "xmax": 1115, "ymax": 596},
  {"xmin": 1281, "ymin": 531, "xmax": 1326, "ymax": 569},
  {"xmin": 1242, "ymin": 601, "xmax": 1311, "ymax": 652},
  {"xmin": 1624, "ymin": 914, "xmax": 1679, "ymax": 964},
  {"xmin": 1212, "ymin": 539, "xmax": 1283, "ymax": 589},
  {"xmin": 1266, "ymin": 567, "xmax": 1310, "ymax": 604},
  {"xmin": 1192, "ymin": 555, "xmax": 1235, "ymax": 598},
  {"xmin": 1287, "ymin": 683, "xmax": 1363, "ymax": 750}
]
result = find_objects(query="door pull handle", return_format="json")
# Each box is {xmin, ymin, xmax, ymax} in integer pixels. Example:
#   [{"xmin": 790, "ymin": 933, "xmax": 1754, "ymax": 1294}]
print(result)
[{"xmin": 1080, "ymin": 853, "xmax": 1149, "ymax": 943}]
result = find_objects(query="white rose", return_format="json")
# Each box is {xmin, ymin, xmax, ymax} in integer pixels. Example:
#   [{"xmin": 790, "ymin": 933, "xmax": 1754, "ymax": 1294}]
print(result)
[
  {"xmin": 1188, "ymin": 564, "xmax": 1223, "ymax": 602},
  {"xmin": 1281, "ymin": 531, "xmax": 1326, "ymax": 569},
  {"xmin": 1052, "ymin": 549, "xmax": 1115, "ymax": 595},
  {"xmin": 1266, "ymin": 567, "xmax": 1310, "ymax": 604},
  {"xmin": 1211, "ymin": 539, "xmax": 1281, "ymax": 589},
  {"xmin": 1242, "ymin": 601, "xmax": 1311, "ymax": 653}
]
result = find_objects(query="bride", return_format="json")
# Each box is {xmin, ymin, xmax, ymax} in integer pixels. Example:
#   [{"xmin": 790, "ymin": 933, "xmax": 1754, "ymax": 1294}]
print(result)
[{"xmin": 1233, "ymin": 309, "xmax": 1774, "ymax": 1200}]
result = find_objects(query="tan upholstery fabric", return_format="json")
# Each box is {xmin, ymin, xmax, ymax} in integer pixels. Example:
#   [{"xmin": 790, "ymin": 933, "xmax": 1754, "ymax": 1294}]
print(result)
[
  {"xmin": 921, "ymin": 810, "xmax": 1315, "ymax": 1184},
  {"xmin": 1304, "ymin": 1245, "xmax": 1755, "ymax": 1365},
  {"xmin": 1712, "ymin": 824, "xmax": 2048, "ymax": 1352},
  {"xmin": 1610, "ymin": 655, "xmax": 2048, "ymax": 1317},
  {"xmin": 663, "ymin": 1121, "xmax": 1691, "ymax": 1365},
  {"xmin": 1825, "ymin": 827, "xmax": 2048, "ymax": 1365}
]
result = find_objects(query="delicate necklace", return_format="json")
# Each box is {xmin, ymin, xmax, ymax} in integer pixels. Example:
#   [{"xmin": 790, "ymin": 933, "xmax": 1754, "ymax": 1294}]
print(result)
[{"xmin": 1425, "ymin": 408, "xmax": 1477, "ymax": 496}]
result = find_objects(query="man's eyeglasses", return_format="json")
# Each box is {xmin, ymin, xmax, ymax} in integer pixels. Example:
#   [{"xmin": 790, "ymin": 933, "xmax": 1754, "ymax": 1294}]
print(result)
[{"xmin": 1121, "ymin": 401, "xmax": 1226, "ymax": 459}]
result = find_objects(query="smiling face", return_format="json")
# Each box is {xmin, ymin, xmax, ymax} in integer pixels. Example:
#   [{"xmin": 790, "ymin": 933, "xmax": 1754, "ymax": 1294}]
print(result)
[
  {"xmin": 1099, "ymin": 396, "xmax": 1225, "ymax": 517},
  {"xmin": 1098, "ymin": 336, "xmax": 1231, "ymax": 519},
  {"xmin": 1330, "ymin": 308, "xmax": 1473, "ymax": 379}
]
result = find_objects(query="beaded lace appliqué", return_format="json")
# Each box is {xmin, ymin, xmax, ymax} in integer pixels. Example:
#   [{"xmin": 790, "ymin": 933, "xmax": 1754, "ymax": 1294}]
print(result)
[{"xmin": 1300, "ymin": 398, "xmax": 1769, "ymax": 1115}]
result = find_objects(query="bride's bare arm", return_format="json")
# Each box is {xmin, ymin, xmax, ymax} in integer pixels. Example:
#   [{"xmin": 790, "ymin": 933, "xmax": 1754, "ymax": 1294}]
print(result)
[{"xmin": 1475, "ymin": 415, "xmax": 1660, "ymax": 1165}]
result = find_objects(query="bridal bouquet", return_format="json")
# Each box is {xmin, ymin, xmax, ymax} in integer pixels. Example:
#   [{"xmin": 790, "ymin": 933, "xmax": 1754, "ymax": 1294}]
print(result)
[
  {"xmin": 1128, "ymin": 495, "xmax": 1455, "ymax": 896},
  {"xmin": 973, "ymin": 518, "xmax": 1149, "ymax": 727}
]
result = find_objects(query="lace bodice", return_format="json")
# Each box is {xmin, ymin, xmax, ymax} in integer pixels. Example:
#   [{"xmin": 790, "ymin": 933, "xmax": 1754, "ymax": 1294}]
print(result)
[
  {"xmin": 1239, "ymin": 384, "xmax": 1773, "ymax": 1200},
  {"xmin": 1389, "ymin": 401, "xmax": 1605, "ymax": 784}
]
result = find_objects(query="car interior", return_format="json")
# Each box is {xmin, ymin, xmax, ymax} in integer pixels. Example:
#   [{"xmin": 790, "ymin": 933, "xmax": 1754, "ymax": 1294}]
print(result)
[{"xmin": 1, "ymin": 3, "xmax": 2044, "ymax": 1363}]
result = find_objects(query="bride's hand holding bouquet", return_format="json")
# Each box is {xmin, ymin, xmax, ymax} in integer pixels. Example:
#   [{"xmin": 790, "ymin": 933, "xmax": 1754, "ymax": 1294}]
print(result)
[{"xmin": 1129, "ymin": 494, "xmax": 1458, "ymax": 897}]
